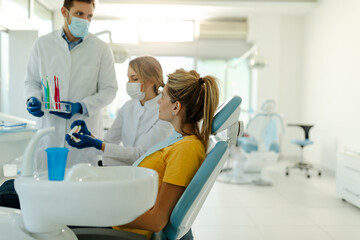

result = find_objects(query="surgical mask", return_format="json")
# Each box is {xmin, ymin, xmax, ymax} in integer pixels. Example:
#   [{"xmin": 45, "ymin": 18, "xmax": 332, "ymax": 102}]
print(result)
[
  {"xmin": 66, "ymin": 10, "xmax": 89, "ymax": 38},
  {"xmin": 126, "ymin": 82, "xmax": 145, "ymax": 100}
]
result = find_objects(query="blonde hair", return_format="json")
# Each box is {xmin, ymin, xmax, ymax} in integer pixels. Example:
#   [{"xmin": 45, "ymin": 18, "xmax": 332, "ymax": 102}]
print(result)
[
  {"xmin": 167, "ymin": 69, "xmax": 219, "ymax": 150},
  {"xmin": 129, "ymin": 56, "xmax": 164, "ymax": 95}
]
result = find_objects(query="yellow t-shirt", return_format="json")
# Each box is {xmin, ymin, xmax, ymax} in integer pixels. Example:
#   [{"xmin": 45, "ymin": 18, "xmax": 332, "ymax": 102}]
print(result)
[{"xmin": 113, "ymin": 135, "xmax": 205, "ymax": 239}]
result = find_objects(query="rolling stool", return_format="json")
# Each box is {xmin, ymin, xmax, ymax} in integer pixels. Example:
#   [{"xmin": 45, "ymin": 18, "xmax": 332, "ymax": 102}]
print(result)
[{"xmin": 286, "ymin": 124, "xmax": 321, "ymax": 178}]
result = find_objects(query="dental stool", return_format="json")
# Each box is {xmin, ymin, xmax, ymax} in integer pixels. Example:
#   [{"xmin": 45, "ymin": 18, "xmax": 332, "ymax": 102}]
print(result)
[
  {"xmin": 73, "ymin": 96, "xmax": 243, "ymax": 240},
  {"xmin": 286, "ymin": 124, "xmax": 321, "ymax": 178},
  {"xmin": 219, "ymin": 99, "xmax": 284, "ymax": 186}
]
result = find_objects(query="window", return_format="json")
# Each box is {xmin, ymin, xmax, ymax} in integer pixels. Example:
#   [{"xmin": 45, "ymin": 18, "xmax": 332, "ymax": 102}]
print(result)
[
  {"xmin": 33, "ymin": 0, "xmax": 53, "ymax": 36},
  {"xmin": 196, "ymin": 59, "xmax": 227, "ymax": 102},
  {"xmin": 105, "ymin": 58, "xmax": 131, "ymax": 119},
  {"xmin": 140, "ymin": 20, "xmax": 194, "ymax": 42},
  {"xmin": 155, "ymin": 56, "xmax": 195, "ymax": 81},
  {"xmin": 90, "ymin": 20, "xmax": 139, "ymax": 44},
  {"xmin": 2, "ymin": 0, "xmax": 29, "ymax": 19},
  {"xmin": 197, "ymin": 58, "xmax": 251, "ymax": 125}
]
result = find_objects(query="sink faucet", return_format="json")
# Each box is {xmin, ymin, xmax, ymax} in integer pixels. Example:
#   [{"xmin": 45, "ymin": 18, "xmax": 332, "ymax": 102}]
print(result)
[{"xmin": 21, "ymin": 127, "xmax": 55, "ymax": 177}]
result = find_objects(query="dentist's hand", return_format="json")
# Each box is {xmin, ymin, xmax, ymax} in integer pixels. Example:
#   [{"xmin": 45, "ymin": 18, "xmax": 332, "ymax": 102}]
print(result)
[
  {"xmin": 26, "ymin": 97, "xmax": 44, "ymax": 117},
  {"xmin": 70, "ymin": 120, "xmax": 91, "ymax": 136},
  {"xmin": 65, "ymin": 133, "xmax": 103, "ymax": 150},
  {"xmin": 50, "ymin": 101, "xmax": 82, "ymax": 119}
]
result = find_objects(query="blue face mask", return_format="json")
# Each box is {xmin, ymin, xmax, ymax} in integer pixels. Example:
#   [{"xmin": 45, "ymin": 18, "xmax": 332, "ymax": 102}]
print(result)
[{"xmin": 66, "ymin": 10, "xmax": 90, "ymax": 38}]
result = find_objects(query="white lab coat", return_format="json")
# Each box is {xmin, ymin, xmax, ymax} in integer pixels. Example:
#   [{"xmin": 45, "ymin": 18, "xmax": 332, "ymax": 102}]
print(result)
[
  {"xmin": 24, "ymin": 29, "xmax": 118, "ymax": 171},
  {"xmin": 102, "ymin": 95, "xmax": 173, "ymax": 166}
]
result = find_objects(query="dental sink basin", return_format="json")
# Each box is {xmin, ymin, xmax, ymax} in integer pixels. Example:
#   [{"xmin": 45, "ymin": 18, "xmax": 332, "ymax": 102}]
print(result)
[
  {"xmin": 14, "ymin": 164, "xmax": 158, "ymax": 238},
  {"xmin": 0, "ymin": 127, "xmax": 158, "ymax": 240}
]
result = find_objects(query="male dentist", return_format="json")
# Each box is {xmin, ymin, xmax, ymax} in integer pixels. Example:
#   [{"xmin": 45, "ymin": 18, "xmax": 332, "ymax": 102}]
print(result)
[{"xmin": 24, "ymin": 0, "xmax": 118, "ymax": 170}]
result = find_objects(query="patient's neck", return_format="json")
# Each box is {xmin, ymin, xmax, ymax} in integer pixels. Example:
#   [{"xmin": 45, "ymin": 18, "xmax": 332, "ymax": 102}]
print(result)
[{"xmin": 174, "ymin": 123, "xmax": 195, "ymax": 137}]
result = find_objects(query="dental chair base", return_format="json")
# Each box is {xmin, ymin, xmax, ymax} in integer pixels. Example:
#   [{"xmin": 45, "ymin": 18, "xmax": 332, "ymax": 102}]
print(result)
[
  {"xmin": 218, "ymin": 150, "xmax": 278, "ymax": 186},
  {"xmin": 71, "ymin": 227, "xmax": 193, "ymax": 240},
  {"xmin": 0, "ymin": 207, "xmax": 77, "ymax": 240},
  {"xmin": 73, "ymin": 228, "xmax": 147, "ymax": 240}
]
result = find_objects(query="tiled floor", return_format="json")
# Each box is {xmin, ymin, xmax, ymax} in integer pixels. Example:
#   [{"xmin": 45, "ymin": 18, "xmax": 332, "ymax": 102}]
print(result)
[{"xmin": 192, "ymin": 160, "xmax": 360, "ymax": 240}]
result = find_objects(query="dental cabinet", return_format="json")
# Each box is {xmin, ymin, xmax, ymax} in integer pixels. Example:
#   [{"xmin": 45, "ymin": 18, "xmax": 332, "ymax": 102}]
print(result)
[{"xmin": 336, "ymin": 151, "xmax": 360, "ymax": 208}]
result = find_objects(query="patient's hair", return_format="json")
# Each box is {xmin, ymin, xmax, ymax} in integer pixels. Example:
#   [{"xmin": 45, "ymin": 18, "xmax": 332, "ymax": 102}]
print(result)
[
  {"xmin": 63, "ymin": 0, "xmax": 95, "ymax": 9},
  {"xmin": 129, "ymin": 56, "xmax": 165, "ymax": 95},
  {"xmin": 167, "ymin": 69, "xmax": 219, "ymax": 150}
]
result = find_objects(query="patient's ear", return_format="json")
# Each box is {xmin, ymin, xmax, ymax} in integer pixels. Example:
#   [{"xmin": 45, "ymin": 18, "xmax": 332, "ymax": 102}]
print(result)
[{"xmin": 173, "ymin": 101, "xmax": 182, "ymax": 115}]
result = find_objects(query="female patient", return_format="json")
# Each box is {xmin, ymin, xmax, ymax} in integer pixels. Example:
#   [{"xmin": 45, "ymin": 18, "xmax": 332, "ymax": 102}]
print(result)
[
  {"xmin": 107, "ymin": 69, "xmax": 219, "ymax": 240},
  {"xmin": 66, "ymin": 56, "xmax": 173, "ymax": 166}
]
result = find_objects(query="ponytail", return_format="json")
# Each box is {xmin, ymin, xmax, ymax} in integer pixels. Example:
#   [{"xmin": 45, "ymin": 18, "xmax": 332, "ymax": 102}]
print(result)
[
  {"xmin": 200, "ymin": 75, "xmax": 219, "ymax": 149},
  {"xmin": 167, "ymin": 69, "xmax": 219, "ymax": 151}
]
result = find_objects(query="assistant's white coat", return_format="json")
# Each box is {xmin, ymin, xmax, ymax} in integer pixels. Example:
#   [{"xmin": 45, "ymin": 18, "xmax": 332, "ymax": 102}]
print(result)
[{"xmin": 103, "ymin": 95, "xmax": 173, "ymax": 166}]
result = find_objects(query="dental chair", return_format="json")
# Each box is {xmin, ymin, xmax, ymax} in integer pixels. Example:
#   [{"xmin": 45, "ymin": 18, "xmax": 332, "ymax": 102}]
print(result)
[
  {"xmin": 219, "ymin": 99, "xmax": 284, "ymax": 186},
  {"xmin": 73, "ymin": 95, "xmax": 243, "ymax": 240}
]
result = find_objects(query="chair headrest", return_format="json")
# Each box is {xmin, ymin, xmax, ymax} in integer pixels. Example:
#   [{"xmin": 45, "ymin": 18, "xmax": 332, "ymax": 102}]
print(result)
[
  {"xmin": 260, "ymin": 99, "xmax": 276, "ymax": 113},
  {"xmin": 211, "ymin": 96, "xmax": 242, "ymax": 135}
]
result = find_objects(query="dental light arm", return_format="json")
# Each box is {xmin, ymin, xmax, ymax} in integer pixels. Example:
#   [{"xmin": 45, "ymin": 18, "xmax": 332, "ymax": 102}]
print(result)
[{"xmin": 95, "ymin": 30, "xmax": 128, "ymax": 63}]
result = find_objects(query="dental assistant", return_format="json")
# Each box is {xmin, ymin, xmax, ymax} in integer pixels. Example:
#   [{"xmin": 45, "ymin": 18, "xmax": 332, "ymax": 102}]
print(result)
[
  {"xmin": 24, "ymin": 0, "xmax": 118, "ymax": 169},
  {"xmin": 66, "ymin": 56, "xmax": 173, "ymax": 165}
]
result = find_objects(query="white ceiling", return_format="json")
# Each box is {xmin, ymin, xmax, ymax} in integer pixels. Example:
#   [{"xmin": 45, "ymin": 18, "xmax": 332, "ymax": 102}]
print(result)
[{"xmin": 41, "ymin": 0, "xmax": 317, "ymax": 20}]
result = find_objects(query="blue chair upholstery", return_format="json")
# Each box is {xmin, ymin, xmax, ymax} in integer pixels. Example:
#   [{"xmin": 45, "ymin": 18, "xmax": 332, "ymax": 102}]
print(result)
[
  {"xmin": 237, "ymin": 137, "xmax": 258, "ymax": 153},
  {"xmin": 291, "ymin": 139, "xmax": 314, "ymax": 147},
  {"xmin": 269, "ymin": 143, "xmax": 280, "ymax": 153}
]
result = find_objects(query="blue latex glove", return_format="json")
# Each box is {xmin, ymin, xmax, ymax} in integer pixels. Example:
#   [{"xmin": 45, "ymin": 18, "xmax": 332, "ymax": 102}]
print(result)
[
  {"xmin": 70, "ymin": 120, "xmax": 91, "ymax": 136},
  {"xmin": 65, "ymin": 133, "xmax": 103, "ymax": 150},
  {"xmin": 50, "ymin": 101, "xmax": 82, "ymax": 119},
  {"xmin": 27, "ymin": 97, "xmax": 44, "ymax": 117}
]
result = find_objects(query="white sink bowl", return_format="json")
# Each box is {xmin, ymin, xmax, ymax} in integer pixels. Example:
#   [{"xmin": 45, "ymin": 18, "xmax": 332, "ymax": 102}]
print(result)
[{"xmin": 14, "ymin": 164, "xmax": 158, "ymax": 234}]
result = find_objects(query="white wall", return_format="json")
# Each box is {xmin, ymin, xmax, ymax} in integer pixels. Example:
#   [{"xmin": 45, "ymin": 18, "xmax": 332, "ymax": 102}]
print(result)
[
  {"xmin": 301, "ymin": 0, "xmax": 360, "ymax": 172},
  {"xmin": 278, "ymin": 16, "xmax": 307, "ymax": 158},
  {"xmin": 248, "ymin": 14, "xmax": 306, "ymax": 159}
]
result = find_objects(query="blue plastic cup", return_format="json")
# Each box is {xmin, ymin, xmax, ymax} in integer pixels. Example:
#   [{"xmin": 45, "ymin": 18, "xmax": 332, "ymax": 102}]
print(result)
[{"xmin": 46, "ymin": 147, "xmax": 69, "ymax": 181}]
